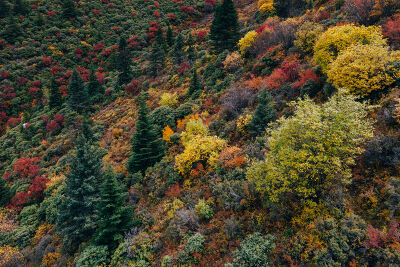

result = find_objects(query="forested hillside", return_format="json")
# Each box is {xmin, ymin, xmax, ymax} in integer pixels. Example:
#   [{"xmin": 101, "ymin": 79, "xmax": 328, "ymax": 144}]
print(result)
[{"xmin": 1, "ymin": 0, "xmax": 400, "ymax": 266}]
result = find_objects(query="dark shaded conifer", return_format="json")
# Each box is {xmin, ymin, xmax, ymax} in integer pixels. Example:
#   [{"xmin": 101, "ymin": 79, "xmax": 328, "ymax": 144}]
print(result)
[
  {"xmin": 186, "ymin": 67, "xmax": 202, "ymax": 98},
  {"xmin": 67, "ymin": 70, "xmax": 88, "ymax": 113},
  {"xmin": 48, "ymin": 77, "xmax": 63, "ymax": 110},
  {"xmin": 210, "ymin": 0, "xmax": 240, "ymax": 51},
  {"xmin": 116, "ymin": 37, "xmax": 132, "ymax": 86},
  {"xmin": 173, "ymin": 33, "xmax": 185, "ymax": 64},
  {"xmin": 127, "ymin": 93, "xmax": 164, "ymax": 174},
  {"xmin": 248, "ymin": 90, "xmax": 276, "ymax": 136},
  {"xmin": 93, "ymin": 166, "xmax": 133, "ymax": 250},
  {"xmin": 56, "ymin": 135, "xmax": 103, "ymax": 252}
]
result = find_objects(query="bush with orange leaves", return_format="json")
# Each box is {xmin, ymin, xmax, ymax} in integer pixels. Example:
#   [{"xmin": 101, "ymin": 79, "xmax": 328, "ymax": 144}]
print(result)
[
  {"xmin": 41, "ymin": 252, "xmax": 61, "ymax": 266},
  {"xmin": 223, "ymin": 52, "xmax": 243, "ymax": 73},
  {"xmin": 0, "ymin": 246, "xmax": 25, "ymax": 266},
  {"xmin": 219, "ymin": 146, "xmax": 247, "ymax": 169}
]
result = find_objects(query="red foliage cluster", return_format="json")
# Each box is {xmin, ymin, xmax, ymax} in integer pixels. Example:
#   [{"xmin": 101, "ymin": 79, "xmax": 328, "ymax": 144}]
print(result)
[
  {"xmin": 93, "ymin": 9, "xmax": 100, "ymax": 15},
  {"xmin": 365, "ymin": 220, "xmax": 400, "ymax": 249},
  {"xmin": 153, "ymin": 11, "xmax": 160, "ymax": 18},
  {"xmin": 197, "ymin": 30, "xmax": 207, "ymax": 40},
  {"xmin": 181, "ymin": 6, "xmax": 196, "ymax": 15},
  {"xmin": 154, "ymin": 1, "xmax": 160, "ymax": 8},
  {"xmin": 263, "ymin": 56, "xmax": 300, "ymax": 90},
  {"xmin": 7, "ymin": 157, "xmax": 40, "ymax": 181},
  {"xmin": 46, "ymin": 113, "xmax": 64, "ymax": 133},
  {"xmin": 166, "ymin": 183, "xmax": 181, "ymax": 198},
  {"xmin": 17, "ymin": 77, "xmax": 28, "ymax": 86},
  {"xmin": 177, "ymin": 62, "xmax": 191, "ymax": 75},
  {"xmin": 1, "ymin": 70, "xmax": 10, "ymax": 79},
  {"xmin": 8, "ymin": 176, "xmax": 49, "ymax": 211},
  {"xmin": 167, "ymin": 13, "xmax": 176, "ymax": 21},
  {"xmin": 256, "ymin": 24, "xmax": 274, "ymax": 34},
  {"xmin": 47, "ymin": 11, "xmax": 56, "ymax": 16},
  {"xmin": 41, "ymin": 57, "xmax": 52, "ymax": 66},
  {"xmin": 292, "ymin": 69, "xmax": 319, "ymax": 88},
  {"xmin": 128, "ymin": 36, "xmax": 139, "ymax": 48},
  {"xmin": 382, "ymin": 14, "xmax": 400, "ymax": 46},
  {"xmin": 125, "ymin": 80, "xmax": 141, "ymax": 95},
  {"xmin": 93, "ymin": 42, "xmax": 105, "ymax": 52},
  {"xmin": 205, "ymin": 0, "xmax": 216, "ymax": 7}
]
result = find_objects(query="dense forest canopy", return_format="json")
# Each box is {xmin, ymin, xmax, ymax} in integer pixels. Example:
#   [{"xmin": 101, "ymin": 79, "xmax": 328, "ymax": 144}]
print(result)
[{"xmin": 1, "ymin": 0, "xmax": 400, "ymax": 266}]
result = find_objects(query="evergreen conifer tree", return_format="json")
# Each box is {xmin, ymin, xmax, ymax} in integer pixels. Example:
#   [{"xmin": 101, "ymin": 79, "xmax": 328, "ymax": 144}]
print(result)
[
  {"xmin": 34, "ymin": 11, "xmax": 44, "ymax": 26},
  {"xmin": 127, "ymin": 94, "xmax": 164, "ymax": 174},
  {"xmin": 210, "ymin": 0, "xmax": 240, "ymax": 51},
  {"xmin": 166, "ymin": 26, "xmax": 174, "ymax": 47},
  {"xmin": 67, "ymin": 69, "xmax": 88, "ymax": 113},
  {"xmin": 62, "ymin": 0, "xmax": 76, "ymax": 19},
  {"xmin": 186, "ymin": 33, "xmax": 195, "ymax": 62},
  {"xmin": 173, "ymin": 33, "xmax": 185, "ymax": 64},
  {"xmin": 0, "ymin": 0, "xmax": 9, "ymax": 18},
  {"xmin": 0, "ymin": 178, "xmax": 11, "ymax": 206},
  {"xmin": 48, "ymin": 77, "xmax": 63, "ymax": 110},
  {"xmin": 93, "ymin": 166, "xmax": 133, "ymax": 250},
  {"xmin": 87, "ymin": 66, "xmax": 104, "ymax": 105},
  {"xmin": 149, "ymin": 36, "xmax": 165, "ymax": 77},
  {"xmin": 248, "ymin": 90, "xmax": 276, "ymax": 136},
  {"xmin": 56, "ymin": 135, "xmax": 103, "ymax": 252},
  {"xmin": 186, "ymin": 67, "xmax": 202, "ymax": 98},
  {"xmin": 116, "ymin": 37, "xmax": 132, "ymax": 86},
  {"xmin": 13, "ymin": 0, "xmax": 28, "ymax": 15},
  {"xmin": 1, "ymin": 15, "xmax": 23, "ymax": 44}
]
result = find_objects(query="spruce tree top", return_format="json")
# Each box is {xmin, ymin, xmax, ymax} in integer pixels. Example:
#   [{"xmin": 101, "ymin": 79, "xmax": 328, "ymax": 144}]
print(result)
[{"xmin": 210, "ymin": 0, "xmax": 240, "ymax": 52}]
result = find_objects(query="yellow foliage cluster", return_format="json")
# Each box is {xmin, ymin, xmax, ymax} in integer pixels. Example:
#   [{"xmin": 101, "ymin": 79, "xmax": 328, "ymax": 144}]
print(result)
[
  {"xmin": 42, "ymin": 252, "xmax": 61, "ymax": 266},
  {"xmin": 33, "ymin": 223, "xmax": 53, "ymax": 245},
  {"xmin": 327, "ymin": 44, "xmax": 400, "ymax": 96},
  {"xmin": 165, "ymin": 198, "xmax": 184, "ymax": 219},
  {"xmin": 236, "ymin": 114, "xmax": 252, "ymax": 134},
  {"xmin": 257, "ymin": 0, "xmax": 274, "ymax": 13},
  {"xmin": 294, "ymin": 21, "xmax": 324, "ymax": 55},
  {"xmin": 313, "ymin": 24, "xmax": 385, "ymax": 73},
  {"xmin": 175, "ymin": 119, "xmax": 227, "ymax": 175},
  {"xmin": 180, "ymin": 118, "xmax": 209, "ymax": 146},
  {"xmin": 0, "ymin": 246, "xmax": 24, "ymax": 266},
  {"xmin": 238, "ymin": 30, "xmax": 258, "ymax": 55},
  {"xmin": 160, "ymin": 92, "xmax": 178, "ymax": 107}
]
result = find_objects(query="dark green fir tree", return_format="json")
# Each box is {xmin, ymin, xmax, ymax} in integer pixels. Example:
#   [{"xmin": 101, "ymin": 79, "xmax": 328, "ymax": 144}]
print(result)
[
  {"xmin": 87, "ymin": 66, "xmax": 104, "ymax": 105},
  {"xmin": 1, "ymin": 15, "xmax": 23, "ymax": 44},
  {"xmin": 273, "ymin": 0, "xmax": 290, "ymax": 17},
  {"xmin": 13, "ymin": 0, "xmax": 28, "ymax": 16},
  {"xmin": 248, "ymin": 90, "xmax": 276, "ymax": 136},
  {"xmin": 62, "ymin": 0, "xmax": 77, "ymax": 19},
  {"xmin": 93, "ymin": 166, "xmax": 133, "ymax": 250},
  {"xmin": 173, "ymin": 33, "xmax": 185, "ymax": 64},
  {"xmin": 186, "ymin": 67, "xmax": 202, "ymax": 98},
  {"xmin": 116, "ymin": 37, "xmax": 132, "ymax": 86},
  {"xmin": 210, "ymin": 0, "xmax": 240, "ymax": 51},
  {"xmin": 0, "ymin": 178, "xmax": 11, "ymax": 206},
  {"xmin": 186, "ymin": 33, "xmax": 195, "ymax": 62},
  {"xmin": 48, "ymin": 77, "xmax": 63, "ymax": 110},
  {"xmin": 67, "ymin": 69, "xmax": 88, "ymax": 113},
  {"xmin": 56, "ymin": 135, "xmax": 103, "ymax": 252},
  {"xmin": 166, "ymin": 26, "xmax": 174, "ymax": 47},
  {"xmin": 127, "ymin": 93, "xmax": 164, "ymax": 174},
  {"xmin": 0, "ymin": 0, "xmax": 9, "ymax": 18},
  {"xmin": 34, "ymin": 11, "xmax": 44, "ymax": 26},
  {"xmin": 149, "ymin": 36, "xmax": 166, "ymax": 77}
]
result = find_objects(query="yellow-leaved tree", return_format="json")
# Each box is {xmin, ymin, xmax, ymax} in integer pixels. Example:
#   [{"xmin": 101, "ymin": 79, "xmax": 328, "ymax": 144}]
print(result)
[
  {"xmin": 246, "ymin": 90, "xmax": 374, "ymax": 204},
  {"xmin": 175, "ymin": 118, "xmax": 227, "ymax": 176},
  {"xmin": 313, "ymin": 24, "xmax": 386, "ymax": 73},
  {"xmin": 327, "ymin": 44, "xmax": 400, "ymax": 96},
  {"xmin": 238, "ymin": 30, "xmax": 258, "ymax": 55},
  {"xmin": 294, "ymin": 21, "xmax": 324, "ymax": 55}
]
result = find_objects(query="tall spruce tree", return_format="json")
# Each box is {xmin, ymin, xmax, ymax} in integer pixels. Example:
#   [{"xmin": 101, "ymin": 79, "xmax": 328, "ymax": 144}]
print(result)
[
  {"xmin": 67, "ymin": 69, "xmax": 88, "ymax": 113},
  {"xmin": 186, "ymin": 67, "xmax": 202, "ymax": 98},
  {"xmin": 0, "ymin": 178, "xmax": 11, "ymax": 206},
  {"xmin": 116, "ymin": 37, "xmax": 132, "ymax": 86},
  {"xmin": 210, "ymin": 0, "xmax": 240, "ymax": 51},
  {"xmin": 248, "ymin": 90, "xmax": 276, "ymax": 136},
  {"xmin": 87, "ymin": 65, "xmax": 104, "ymax": 104},
  {"xmin": 149, "ymin": 35, "xmax": 165, "ymax": 77},
  {"xmin": 62, "ymin": 0, "xmax": 76, "ymax": 19},
  {"xmin": 127, "ymin": 94, "xmax": 164, "ymax": 174},
  {"xmin": 48, "ymin": 77, "xmax": 63, "ymax": 110},
  {"xmin": 13, "ymin": 0, "xmax": 28, "ymax": 15},
  {"xmin": 273, "ymin": 0, "xmax": 290, "ymax": 17},
  {"xmin": 173, "ymin": 33, "xmax": 185, "ymax": 64},
  {"xmin": 186, "ymin": 33, "xmax": 195, "ymax": 62},
  {"xmin": 56, "ymin": 135, "xmax": 103, "ymax": 252},
  {"xmin": 93, "ymin": 166, "xmax": 133, "ymax": 250},
  {"xmin": 166, "ymin": 26, "xmax": 174, "ymax": 47},
  {"xmin": 1, "ymin": 15, "xmax": 23, "ymax": 44},
  {"xmin": 0, "ymin": 0, "xmax": 9, "ymax": 18}
]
